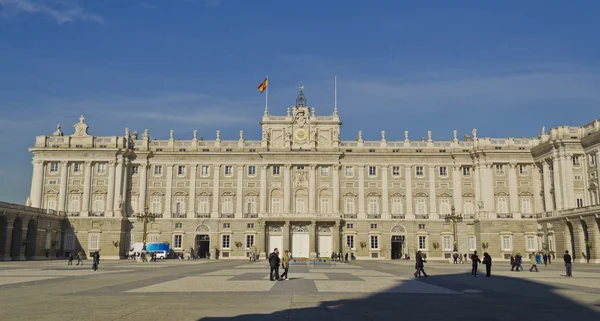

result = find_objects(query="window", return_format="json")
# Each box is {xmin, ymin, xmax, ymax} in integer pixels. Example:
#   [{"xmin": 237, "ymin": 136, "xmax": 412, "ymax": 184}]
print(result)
[
  {"xmin": 370, "ymin": 224, "xmax": 378, "ymax": 229},
  {"xmin": 132, "ymin": 165, "xmax": 139, "ymax": 175},
  {"xmin": 501, "ymin": 235, "xmax": 513, "ymax": 251},
  {"xmin": 418, "ymin": 224, "xmax": 425, "ymax": 230},
  {"xmin": 88, "ymin": 233, "xmax": 100, "ymax": 250},
  {"xmin": 64, "ymin": 232, "xmax": 75, "ymax": 250},
  {"xmin": 222, "ymin": 235, "xmax": 230, "ymax": 249},
  {"xmin": 247, "ymin": 223, "xmax": 254, "ymax": 229},
  {"xmin": 439, "ymin": 166, "xmax": 448, "ymax": 177},
  {"xmin": 496, "ymin": 198, "xmax": 508, "ymax": 214},
  {"xmin": 462, "ymin": 167, "xmax": 471, "ymax": 177},
  {"xmin": 463, "ymin": 199, "xmax": 474, "ymax": 214},
  {"xmin": 46, "ymin": 199, "xmax": 57, "ymax": 211},
  {"xmin": 526, "ymin": 236, "xmax": 537, "ymax": 251},
  {"xmin": 248, "ymin": 166, "xmax": 256, "ymax": 176},
  {"xmin": 148, "ymin": 234, "xmax": 159, "ymax": 242},
  {"xmin": 346, "ymin": 235, "xmax": 355, "ymax": 249},
  {"xmin": 321, "ymin": 166, "xmax": 329, "ymax": 177},
  {"xmin": 92, "ymin": 195, "xmax": 105, "ymax": 213},
  {"xmin": 415, "ymin": 166, "xmax": 424, "ymax": 177},
  {"xmin": 368, "ymin": 198, "xmax": 379, "ymax": 215},
  {"xmin": 246, "ymin": 197, "xmax": 256, "ymax": 214},
  {"xmin": 572, "ymin": 156, "xmax": 580, "ymax": 167},
  {"xmin": 222, "ymin": 196, "xmax": 233, "ymax": 214},
  {"xmin": 174, "ymin": 197, "xmax": 186, "ymax": 214},
  {"xmin": 345, "ymin": 198, "xmax": 355, "ymax": 214},
  {"xmin": 320, "ymin": 197, "xmax": 330, "ymax": 213},
  {"xmin": 177, "ymin": 165, "xmax": 186, "ymax": 176},
  {"xmin": 272, "ymin": 166, "xmax": 281, "ymax": 176},
  {"xmin": 96, "ymin": 163, "xmax": 106, "ymax": 174},
  {"xmin": 442, "ymin": 236, "xmax": 453, "ymax": 251},
  {"xmin": 576, "ymin": 198, "xmax": 584, "ymax": 208},
  {"xmin": 198, "ymin": 197, "xmax": 210, "ymax": 214},
  {"xmin": 271, "ymin": 197, "xmax": 281, "ymax": 213},
  {"xmin": 151, "ymin": 196, "xmax": 162, "ymax": 214},
  {"xmin": 495, "ymin": 165, "xmax": 505, "ymax": 175},
  {"xmin": 345, "ymin": 166, "xmax": 354, "ymax": 177},
  {"xmin": 418, "ymin": 236, "xmax": 427, "ymax": 250},
  {"xmin": 175, "ymin": 222, "xmax": 183, "ymax": 229},
  {"xmin": 295, "ymin": 197, "xmax": 306, "ymax": 214},
  {"xmin": 154, "ymin": 165, "xmax": 163, "ymax": 176},
  {"xmin": 246, "ymin": 235, "xmax": 255, "ymax": 248},
  {"xmin": 224, "ymin": 165, "xmax": 233, "ymax": 176},
  {"xmin": 173, "ymin": 235, "xmax": 183, "ymax": 249},
  {"xmin": 391, "ymin": 198, "xmax": 403, "ymax": 215},
  {"xmin": 590, "ymin": 154, "xmax": 597, "ymax": 166},
  {"xmin": 201, "ymin": 165, "xmax": 209, "ymax": 177},
  {"xmin": 520, "ymin": 198, "xmax": 532, "ymax": 214},
  {"xmin": 368, "ymin": 166, "xmax": 377, "ymax": 177},
  {"xmin": 296, "ymin": 166, "xmax": 304, "ymax": 170},
  {"xmin": 73, "ymin": 163, "xmax": 82, "ymax": 173},
  {"xmin": 415, "ymin": 199, "xmax": 427, "ymax": 214},
  {"xmin": 223, "ymin": 223, "xmax": 230, "ymax": 229},
  {"xmin": 439, "ymin": 199, "xmax": 451, "ymax": 215},
  {"xmin": 392, "ymin": 166, "xmax": 400, "ymax": 177},
  {"xmin": 370, "ymin": 235, "xmax": 379, "ymax": 249},
  {"xmin": 574, "ymin": 175, "xmax": 582, "ymax": 180},
  {"xmin": 346, "ymin": 223, "xmax": 354, "ymax": 229},
  {"xmin": 519, "ymin": 165, "xmax": 529, "ymax": 175},
  {"xmin": 50, "ymin": 162, "xmax": 59, "ymax": 173},
  {"xmin": 468, "ymin": 236, "xmax": 476, "ymax": 251}
]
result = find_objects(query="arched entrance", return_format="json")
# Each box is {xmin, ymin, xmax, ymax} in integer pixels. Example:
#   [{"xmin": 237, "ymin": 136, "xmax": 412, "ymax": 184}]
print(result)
[
  {"xmin": 390, "ymin": 224, "xmax": 407, "ymax": 260},
  {"xmin": 195, "ymin": 224, "xmax": 210, "ymax": 259},
  {"xmin": 10, "ymin": 217, "xmax": 23, "ymax": 260},
  {"xmin": 581, "ymin": 220, "xmax": 590, "ymax": 263},
  {"xmin": 0, "ymin": 216, "xmax": 7, "ymax": 259},
  {"xmin": 25, "ymin": 219, "xmax": 37, "ymax": 260}
]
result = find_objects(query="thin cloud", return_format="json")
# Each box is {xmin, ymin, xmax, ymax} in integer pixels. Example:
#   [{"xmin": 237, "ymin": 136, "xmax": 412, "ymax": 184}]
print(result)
[{"xmin": 0, "ymin": 0, "xmax": 103, "ymax": 24}]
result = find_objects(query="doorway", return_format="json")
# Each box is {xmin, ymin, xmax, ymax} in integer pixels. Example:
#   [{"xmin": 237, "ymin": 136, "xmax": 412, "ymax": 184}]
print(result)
[
  {"xmin": 391, "ymin": 235, "xmax": 405, "ymax": 260},
  {"xmin": 195, "ymin": 234, "xmax": 210, "ymax": 259}
]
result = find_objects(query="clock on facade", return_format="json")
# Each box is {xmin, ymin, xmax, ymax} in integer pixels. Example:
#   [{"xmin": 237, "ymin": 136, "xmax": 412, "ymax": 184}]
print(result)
[{"xmin": 295, "ymin": 129, "xmax": 308, "ymax": 141}]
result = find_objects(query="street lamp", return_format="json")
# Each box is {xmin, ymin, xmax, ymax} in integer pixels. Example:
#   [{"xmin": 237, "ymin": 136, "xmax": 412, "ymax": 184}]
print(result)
[
  {"xmin": 445, "ymin": 206, "xmax": 463, "ymax": 252},
  {"xmin": 136, "ymin": 206, "xmax": 156, "ymax": 251}
]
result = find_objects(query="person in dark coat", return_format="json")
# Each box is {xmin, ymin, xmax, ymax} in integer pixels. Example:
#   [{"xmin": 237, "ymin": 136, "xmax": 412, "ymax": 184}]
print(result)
[
  {"xmin": 482, "ymin": 252, "xmax": 492, "ymax": 277},
  {"xmin": 563, "ymin": 250, "xmax": 572, "ymax": 277},
  {"xmin": 413, "ymin": 251, "xmax": 428, "ymax": 278},
  {"xmin": 470, "ymin": 251, "xmax": 482, "ymax": 277},
  {"xmin": 268, "ymin": 248, "xmax": 281, "ymax": 281},
  {"xmin": 92, "ymin": 251, "xmax": 100, "ymax": 271}
]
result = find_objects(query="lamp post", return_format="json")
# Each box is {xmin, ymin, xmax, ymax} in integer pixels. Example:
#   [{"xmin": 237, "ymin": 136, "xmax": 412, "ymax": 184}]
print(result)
[
  {"xmin": 445, "ymin": 206, "xmax": 463, "ymax": 252},
  {"xmin": 136, "ymin": 206, "xmax": 156, "ymax": 251}
]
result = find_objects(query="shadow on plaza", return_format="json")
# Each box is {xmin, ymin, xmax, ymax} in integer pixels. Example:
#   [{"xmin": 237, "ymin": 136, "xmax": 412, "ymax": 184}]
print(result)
[{"xmin": 197, "ymin": 270, "xmax": 599, "ymax": 321}]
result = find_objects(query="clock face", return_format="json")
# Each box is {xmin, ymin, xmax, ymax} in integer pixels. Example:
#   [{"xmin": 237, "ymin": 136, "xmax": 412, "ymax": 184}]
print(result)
[{"xmin": 295, "ymin": 129, "xmax": 308, "ymax": 141}]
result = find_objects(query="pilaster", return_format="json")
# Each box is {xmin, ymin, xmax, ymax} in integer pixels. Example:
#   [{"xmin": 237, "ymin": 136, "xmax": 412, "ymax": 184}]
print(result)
[
  {"xmin": 58, "ymin": 160, "xmax": 69, "ymax": 212},
  {"xmin": 113, "ymin": 157, "xmax": 124, "ymax": 214},
  {"xmin": 30, "ymin": 160, "xmax": 45, "ymax": 208},
  {"xmin": 542, "ymin": 161, "xmax": 553, "ymax": 212},
  {"xmin": 164, "ymin": 165, "xmax": 174, "ymax": 218},
  {"xmin": 309, "ymin": 220, "xmax": 316, "ymax": 258},
  {"xmin": 260, "ymin": 165, "xmax": 268, "ymax": 214},
  {"xmin": 532, "ymin": 163, "xmax": 543, "ymax": 214},
  {"xmin": 188, "ymin": 164, "xmax": 197, "ymax": 217},
  {"xmin": 211, "ymin": 165, "xmax": 220, "ymax": 218},
  {"xmin": 332, "ymin": 165, "xmax": 340, "ymax": 214},
  {"xmin": 565, "ymin": 154, "xmax": 575, "ymax": 209},
  {"xmin": 309, "ymin": 165, "xmax": 316, "ymax": 214},
  {"xmin": 428, "ymin": 166, "xmax": 438, "ymax": 219},
  {"xmin": 81, "ymin": 161, "xmax": 92, "ymax": 217},
  {"xmin": 381, "ymin": 165, "xmax": 389, "ymax": 219},
  {"xmin": 236, "ymin": 165, "xmax": 243, "ymax": 218},
  {"xmin": 552, "ymin": 154, "xmax": 563, "ymax": 210},
  {"xmin": 283, "ymin": 164, "xmax": 291, "ymax": 214},
  {"xmin": 106, "ymin": 160, "xmax": 116, "ymax": 217},
  {"xmin": 405, "ymin": 165, "xmax": 413, "ymax": 219},
  {"xmin": 452, "ymin": 166, "xmax": 462, "ymax": 213},
  {"xmin": 358, "ymin": 165, "xmax": 365, "ymax": 218},
  {"xmin": 508, "ymin": 163, "xmax": 520, "ymax": 218}
]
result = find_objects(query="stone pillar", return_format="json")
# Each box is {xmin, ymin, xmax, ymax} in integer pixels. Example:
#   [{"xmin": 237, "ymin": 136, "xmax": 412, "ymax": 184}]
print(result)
[
  {"xmin": 452, "ymin": 166, "xmax": 462, "ymax": 213},
  {"xmin": 29, "ymin": 160, "xmax": 45, "ymax": 208},
  {"xmin": 212, "ymin": 165, "xmax": 220, "ymax": 218},
  {"xmin": 120, "ymin": 158, "xmax": 130, "ymax": 217},
  {"xmin": 309, "ymin": 220, "xmax": 317, "ymax": 258},
  {"xmin": 428, "ymin": 166, "xmax": 438, "ymax": 219},
  {"xmin": 358, "ymin": 165, "xmax": 365, "ymax": 218},
  {"xmin": 332, "ymin": 221, "xmax": 340, "ymax": 253},
  {"xmin": 484, "ymin": 163, "xmax": 495, "ymax": 213},
  {"xmin": 283, "ymin": 220, "xmax": 290, "ymax": 252},
  {"xmin": 58, "ymin": 160, "xmax": 69, "ymax": 212},
  {"xmin": 81, "ymin": 161, "xmax": 93, "ymax": 217},
  {"xmin": 164, "ymin": 165, "xmax": 174, "ymax": 217},
  {"xmin": 139, "ymin": 163, "xmax": 148, "ymax": 214},
  {"xmin": 559, "ymin": 150, "xmax": 570, "ymax": 209},
  {"xmin": 508, "ymin": 163, "xmax": 520, "ymax": 218},
  {"xmin": 552, "ymin": 155, "xmax": 563, "ymax": 210},
  {"xmin": 309, "ymin": 165, "xmax": 316, "ymax": 214},
  {"xmin": 474, "ymin": 163, "xmax": 482, "ymax": 211},
  {"xmin": 582, "ymin": 160, "xmax": 590, "ymax": 206},
  {"xmin": 284, "ymin": 165, "xmax": 291, "ymax": 214},
  {"xmin": 332, "ymin": 165, "xmax": 340, "ymax": 214},
  {"xmin": 565, "ymin": 154, "xmax": 575, "ymax": 209},
  {"xmin": 106, "ymin": 160, "xmax": 116, "ymax": 217},
  {"xmin": 596, "ymin": 150, "xmax": 600, "ymax": 201},
  {"xmin": 113, "ymin": 157, "xmax": 124, "ymax": 213},
  {"xmin": 381, "ymin": 165, "xmax": 389, "ymax": 219},
  {"xmin": 188, "ymin": 164, "xmax": 197, "ymax": 217},
  {"xmin": 405, "ymin": 165, "xmax": 413, "ymax": 219},
  {"xmin": 542, "ymin": 161, "xmax": 553, "ymax": 212},
  {"xmin": 236, "ymin": 165, "xmax": 243, "ymax": 218},
  {"xmin": 260, "ymin": 165, "xmax": 268, "ymax": 214},
  {"xmin": 532, "ymin": 163, "xmax": 543, "ymax": 214}
]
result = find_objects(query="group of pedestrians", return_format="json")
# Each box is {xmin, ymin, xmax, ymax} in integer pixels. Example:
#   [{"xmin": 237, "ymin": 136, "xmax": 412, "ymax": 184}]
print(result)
[{"xmin": 268, "ymin": 248, "xmax": 291, "ymax": 281}]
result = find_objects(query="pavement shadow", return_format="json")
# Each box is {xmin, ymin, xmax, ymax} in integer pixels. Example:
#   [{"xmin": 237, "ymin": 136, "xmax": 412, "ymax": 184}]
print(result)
[{"xmin": 197, "ymin": 271, "xmax": 599, "ymax": 321}]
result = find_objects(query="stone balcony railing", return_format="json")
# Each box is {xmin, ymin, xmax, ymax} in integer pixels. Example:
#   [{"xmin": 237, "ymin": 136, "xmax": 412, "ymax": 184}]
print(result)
[
  {"xmin": 415, "ymin": 214, "xmax": 429, "ymax": 219},
  {"xmin": 391, "ymin": 214, "xmax": 405, "ymax": 219},
  {"xmin": 542, "ymin": 204, "xmax": 600, "ymax": 218},
  {"xmin": 496, "ymin": 213, "xmax": 513, "ymax": 219},
  {"xmin": 173, "ymin": 213, "xmax": 187, "ymax": 218},
  {"xmin": 195, "ymin": 213, "xmax": 211, "ymax": 218},
  {"xmin": 0, "ymin": 201, "xmax": 65, "ymax": 216},
  {"xmin": 89, "ymin": 212, "xmax": 105, "ymax": 217},
  {"xmin": 243, "ymin": 213, "xmax": 258, "ymax": 218},
  {"xmin": 367, "ymin": 214, "xmax": 381, "ymax": 219},
  {"xmin": 343, "ymin": 214, "xmax": 357, "ymax": 219},
  {"xmin": 220, "ymin": 214, "xmax": 235, "ymax": 218},
  {"xmin": 462, "ymin": 214, "xmax": 475, "ymax": 220}
]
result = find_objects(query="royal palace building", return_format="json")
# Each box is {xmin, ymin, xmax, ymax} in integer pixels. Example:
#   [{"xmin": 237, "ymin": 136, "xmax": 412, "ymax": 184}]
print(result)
[{"xmin": 2, "ymin": 88, "xmax": 599, "ymax": 262}]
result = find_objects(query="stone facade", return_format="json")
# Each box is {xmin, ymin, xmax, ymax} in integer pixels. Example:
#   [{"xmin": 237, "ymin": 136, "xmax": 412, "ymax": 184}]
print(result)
[{"xmin": 14, "ymin": 88, "xmax": 600, "ymax": 262}]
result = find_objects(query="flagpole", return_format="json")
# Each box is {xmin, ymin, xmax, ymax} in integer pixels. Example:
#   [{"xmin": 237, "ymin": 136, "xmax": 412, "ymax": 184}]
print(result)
[
  {"xmin": 265, "ymin": 75, "xmax": 269, "ymax": 114},
  {"xmin": 334, "ymin": 76, "xmax": 338, "ymax": 115}
]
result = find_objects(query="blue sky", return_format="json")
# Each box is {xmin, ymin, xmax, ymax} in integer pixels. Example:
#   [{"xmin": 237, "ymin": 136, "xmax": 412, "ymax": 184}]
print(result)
[{"xmin": 1, "ymin": 0, "xmax": 599, "ymax": 204}]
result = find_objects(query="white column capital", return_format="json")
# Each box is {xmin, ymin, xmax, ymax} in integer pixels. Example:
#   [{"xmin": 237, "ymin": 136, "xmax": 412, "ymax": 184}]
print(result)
[{"xmin": 60, "ymin": 160, "xmax": 69, "ymax": 165}]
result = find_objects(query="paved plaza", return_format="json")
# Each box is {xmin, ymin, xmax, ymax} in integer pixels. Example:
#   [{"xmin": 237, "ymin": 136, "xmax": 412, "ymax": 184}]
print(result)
[{"xmin": 0, "ymin": 259, "xmax": 599, "ymax": 320}]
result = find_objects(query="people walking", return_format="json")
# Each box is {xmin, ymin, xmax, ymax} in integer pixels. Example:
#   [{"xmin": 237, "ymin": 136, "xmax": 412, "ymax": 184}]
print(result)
[
  {"xmin": 268, "ymin": 248, "xmax": 281, "ymax": 281},
  {"xmin": 67, "ymin": 253, "xmax": 73, "ymax": 266},
  {"xmin": 543, "ymin": 253, "xmax": 548, "ymax": 266},
  {"xmin": 92, "ymin": 251, "xmax": 100, "ymax": 271},
  {"xmin": 413, "ymin": 251, "xmax": 428, "ymax": 278},
  {"xmin": 453, "ymin": 252, "xmax": 459, "ymax": 264},
  {"xmin": 471, "ymin": 251, "xmax": 482, "ymax": 277},
  {"xmin": 280, "ymin": 250, "xmax": 290, "ymax": 280},
  {"xmin": 563, "ymin": 250, "xmax": 572, "ymax": 277},
  {"xmin": 529, "ymin": 253, "xmax": 539, "ymax": 272},
  {"xmin": 76, "ymin": 251, "xmax": 83, "ymax": 265},
  {"xmin": 482, "ymin": 252, "xmax": 492, "ymax": 277}
]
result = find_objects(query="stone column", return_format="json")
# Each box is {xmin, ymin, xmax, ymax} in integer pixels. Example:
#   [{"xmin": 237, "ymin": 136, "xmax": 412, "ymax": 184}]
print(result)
[
  {"xmin": 212, "ymin": 165, "xmax": 220, "ymax": 218},
  {"xmin": 552, "ymin": 155, "xmax": 563, "ymax": 210},
  {"xmin": 106, "ymin": 160, "xmax": 116, "ymax": 217},
  {"xmin": 508, "ymin": 163, "xmax": 520, "ymax": 218},
  {"xmin": 532, "ymin": 163, "xmax": 543, "ymax": 214},
  {"xmin": 473, "ymin": 163, "xmax": 482, "ymax": 211},
  {"xmin": 542, "ymin": 161, "xmax": 553, "ymax": 212},
  {"xmin": 358, "ymin": 165, "xmax": 365, "ymax": 218},
  {"xmin": 29, "ymin": 160, "xmax": 45, "ymax": 208},
  {"xmin": 81, "ymin": 161, "xmax": 93, "ymax": 217},
  {"xmin": 139, "ymin": 163, "xmax": 148, "ymax": 214},
  {"xmin": 332, "ymin": 221, "xmax": 340, "ymax": 253},
  {"xmin": 309, "ymin": 165, "xmax": 316, "ymax": 214},
  {"xmin": 332, "ymin": 165, "xmax": 340, "ymax": 214},
  {"xmin": 113, "ymin": 157, "xmax": 124, "ymax": 213},
  {"xmin": 596, "ymin": 150, "xmax": 600, "ymax": 202},
  {"xmin": 428, "ymin": 166, "xmax": 438, "ymax": 219},
  {"xmin": 236, "ymin": 165, "xmax": 243, "ymax": 218},
  {"xmin": 164, "ymin": 165, "xmax": 174, "ymax": 218},
  {"xmin": 381, "ymin": 165, "xmax": 389, "ymax": 219},
  {"xmin": 188, "ymin": 164, "xmax": 197, "ymax": 217},
  {"xmin": 452, "ymin": 166, "xmax": 462, "ymax": 213},
  {"xmin": 284, "ymin": 165, "xmax": 291, "ymax": 214},
  {"xmin": 283, "ymin": 220, "xmax": 290, "ymax": 252},
  {"xmin": 58, "ymin": 160, "xmax": 69, "ymax": 212},
  {"xmin": 559, "ymin": 150, "xmax": 569, "ymax": 209},
  {"xmin": 309, "ymin": 220, "xmax": 317, "ymax": 258},
  {"xmin": 405, "ymin": 165, "xmax": 413, "ymax": 219},
  {"xmin": 484, "ymin": 163, "xmax": 495, "ymax": 213},
  {"xmin": 121, "ymin": 158, "xmax": 130, "ymax": 216},
  {"xmin": 565, "ymin": 154, "xmax": 575, "ymax": 209},
  {"xmin": 260, "ymin": 165, "xmax": 268, "ymax": 214}
]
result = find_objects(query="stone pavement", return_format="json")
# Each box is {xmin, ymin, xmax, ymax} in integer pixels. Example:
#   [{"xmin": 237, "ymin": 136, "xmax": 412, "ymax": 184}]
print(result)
[{"xmin": 0, "ymin": 259, "xmax": 599, "ymax": 321}]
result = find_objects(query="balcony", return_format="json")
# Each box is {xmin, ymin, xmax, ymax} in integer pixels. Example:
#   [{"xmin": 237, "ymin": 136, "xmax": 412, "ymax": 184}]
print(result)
[
  {"xmin": 67, "ymin": 212, "xmax": 80, "ymax": 217},
  {"xmin": 243, "ymin": 213, "xmax": 258, "ymax": 218},
  {"xmin": 463, "ymin": 214, "xmax": 475, "ymax": 220},
  {"xmin": 415, "ymin": 214, "xmax": 429, "ymax": 220},
  {"xmin": 496, "ymin": 213, "xmax": 513, "ymax": 219},
  {"xmin": 367, "ymin": 214, "xmax": 381, "ymax": 219},
  {"xmin": 173, "ymin": 213, "xmax": 187, "ymax": 218},
  {"xmin": 521, "ymin": 213, "xmax": 535, "ymax": 219},
  {"xmin": 343, "ymin": 214, "xmax": 357, "ymax": 219},
  {"xmin": 391, "ymin": 214, "xmax": 405, "ymax": 219},
  {"xmin": 89, "ymin": 212, "xmax": 105, "ymax": 217},
  {"xmin": 220, "ymin": 214, "xmax": 235, "ymax": 218},
  {"xmin": 195, "ymin": 213, "xmax": 210, "ymax": 218}
]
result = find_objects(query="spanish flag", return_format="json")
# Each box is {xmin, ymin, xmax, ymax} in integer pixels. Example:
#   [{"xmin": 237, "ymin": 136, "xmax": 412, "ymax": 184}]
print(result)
[{"xmin": 258, "ymin": 78, "xmax": 268, "ymax": 93}]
